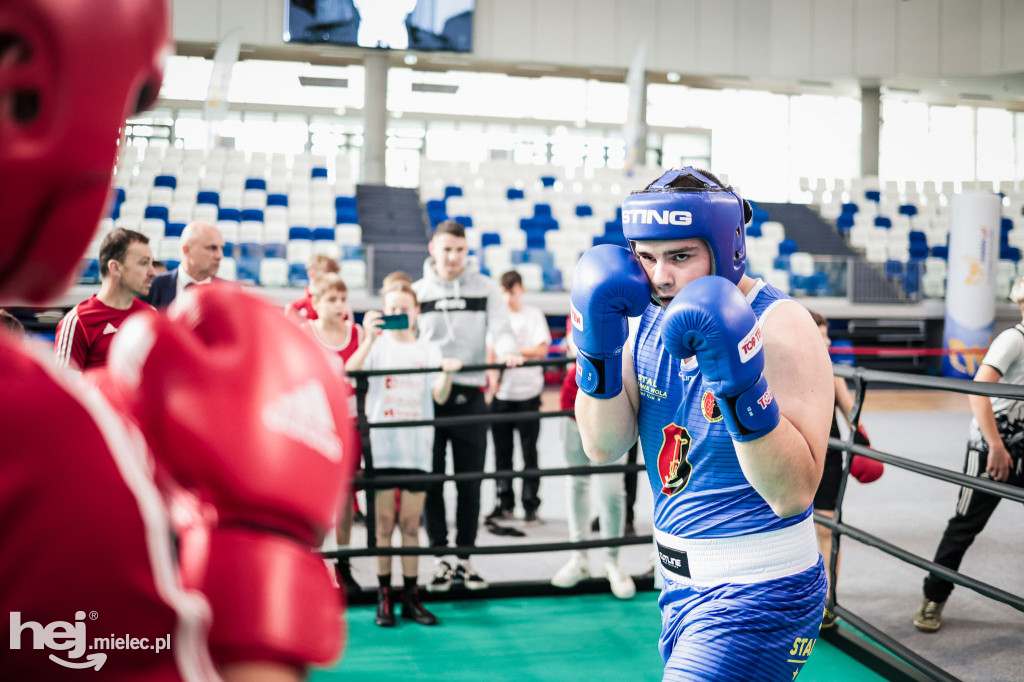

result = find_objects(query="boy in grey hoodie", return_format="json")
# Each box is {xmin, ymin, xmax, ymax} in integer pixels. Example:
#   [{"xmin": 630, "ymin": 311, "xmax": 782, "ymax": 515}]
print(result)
[{"xmin": 412, "ymin": 220, "xmax": 522, "ymax": 591}]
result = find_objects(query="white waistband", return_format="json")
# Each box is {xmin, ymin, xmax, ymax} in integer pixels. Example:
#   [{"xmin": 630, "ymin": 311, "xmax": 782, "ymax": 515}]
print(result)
[{"xmin": 655, "ymin": 517, "xmax": 819, "ymax": 587}]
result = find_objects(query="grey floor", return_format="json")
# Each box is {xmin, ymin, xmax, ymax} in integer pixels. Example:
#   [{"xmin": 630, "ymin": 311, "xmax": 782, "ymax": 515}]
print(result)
[{"xmin": 340, "ymin": 400, "xmax": 1024, "ymax": 682}]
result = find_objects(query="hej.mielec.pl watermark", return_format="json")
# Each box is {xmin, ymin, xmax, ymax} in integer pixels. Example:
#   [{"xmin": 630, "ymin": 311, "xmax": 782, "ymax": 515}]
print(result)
[{"xmin": 10, "ymin": 611, "xmax": 171, "ymax": 671}]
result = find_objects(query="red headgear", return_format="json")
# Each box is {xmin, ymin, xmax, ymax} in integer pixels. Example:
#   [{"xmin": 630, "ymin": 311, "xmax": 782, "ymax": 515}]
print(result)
[{"xmin": 0, "ymin": 0, "xmax": 168, "ymax": 303}]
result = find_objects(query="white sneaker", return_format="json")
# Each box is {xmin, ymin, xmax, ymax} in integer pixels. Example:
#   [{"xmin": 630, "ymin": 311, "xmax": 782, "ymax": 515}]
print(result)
[
  {"xmin": 604, "ymin": 559, "xmax": 636, "ymax": 600},
  {"xmin": 551, "ymin": 554, "xmax": 589, "ymax": 589}
]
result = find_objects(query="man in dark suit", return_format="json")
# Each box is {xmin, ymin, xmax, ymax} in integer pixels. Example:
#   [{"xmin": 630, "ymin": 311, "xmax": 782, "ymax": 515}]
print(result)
[{"xmin": 144, "ymin": 220, "xmax": 225, "ymax": 308}]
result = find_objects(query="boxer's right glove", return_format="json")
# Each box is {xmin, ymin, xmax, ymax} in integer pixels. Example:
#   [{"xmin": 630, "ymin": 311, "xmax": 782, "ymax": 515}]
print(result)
[
  {"xmin": 662, "ymin": 276, "xmax": 780, "ymax": 441},
  {"xmin": 107, "ymin": 286, "xmax": 356, "ymax": 669},
  {"xmin": 569, "ymin": 245, "xmax": 651, "ymax": 398},
  {"xmin": 850, "ymin": 425, "xmax": 884, "ymax": 482}
]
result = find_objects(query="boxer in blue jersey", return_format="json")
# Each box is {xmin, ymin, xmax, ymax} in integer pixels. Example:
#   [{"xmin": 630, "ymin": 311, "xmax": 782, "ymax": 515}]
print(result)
[{"xmin": 570, "ymin": 168, "xmax": 834, "ymax": 681}]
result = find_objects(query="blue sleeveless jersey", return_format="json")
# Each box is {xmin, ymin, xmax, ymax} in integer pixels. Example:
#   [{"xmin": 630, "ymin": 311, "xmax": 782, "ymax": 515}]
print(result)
[{"xmin": 634, "ymin": 280, "xmax": 812, "ymax": 538}]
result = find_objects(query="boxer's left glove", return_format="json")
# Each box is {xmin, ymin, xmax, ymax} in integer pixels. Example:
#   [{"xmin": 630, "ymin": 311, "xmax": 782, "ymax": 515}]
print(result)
[
  {"xmin": 662, "ymin": 276, "xmax": 780, "ymax": 441},
  {"xmin": 106, "ymin": 286, "xmax": 356, "ymax": 668}
]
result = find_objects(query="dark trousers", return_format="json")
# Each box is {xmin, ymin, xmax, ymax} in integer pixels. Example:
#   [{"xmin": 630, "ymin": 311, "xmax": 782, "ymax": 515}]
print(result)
[
  {"xmin": 491, "ymin": 396, "xmax": 542, "ymax": 512},
  {"xmin": 425, "ymin": 386, "xmax": 488, "ymax": 559},
  {"xmin": 923, "ymin": 442, "xmax": 1024, "ymax": 603}
]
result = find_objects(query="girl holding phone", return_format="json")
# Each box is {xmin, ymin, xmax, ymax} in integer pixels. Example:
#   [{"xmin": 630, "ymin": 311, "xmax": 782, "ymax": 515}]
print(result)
[{"xmin": 346, "ymin": 281, "xmax": 462, "ymax": 627}]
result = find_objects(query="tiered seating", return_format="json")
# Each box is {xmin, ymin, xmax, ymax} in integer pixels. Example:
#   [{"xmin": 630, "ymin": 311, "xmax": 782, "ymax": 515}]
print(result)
[
  {"xmin": 807, "ymin": 177, "xmax": 1024, "ymax": 300},
  {"xmin": 97, "ymin": 146, "xmax": 366, "ymax": 288},
  {"xmin": 419, "ymin": 160, "xmax": 664, "ymax": 291}
]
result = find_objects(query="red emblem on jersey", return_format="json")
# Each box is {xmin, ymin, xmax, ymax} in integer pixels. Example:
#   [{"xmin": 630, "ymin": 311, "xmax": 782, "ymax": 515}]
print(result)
[
  {"xmin": 701, "ymin": 389, "xmax": 723, "ymax": 423},
  {"xmin": 656, "ymin": 424, "xmax": 692, "ymax": 496}
]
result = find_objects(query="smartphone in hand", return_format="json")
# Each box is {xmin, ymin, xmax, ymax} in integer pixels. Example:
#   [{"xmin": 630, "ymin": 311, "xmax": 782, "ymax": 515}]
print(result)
[{"xmin": 379, "ymin": 313, "xmax": 409, "ymax": 330}]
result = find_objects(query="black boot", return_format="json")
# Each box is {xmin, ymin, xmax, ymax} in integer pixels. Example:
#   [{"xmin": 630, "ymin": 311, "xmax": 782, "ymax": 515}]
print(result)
[
  {"xmin": 401, "ymin": 584, "xmax": 438, "ymax": 626},
  {"xmin": 335, "ymin": 559, "xmax": 361, "ymax": 600},
  {"xmin": 375, "ymin": 586, "xmax": 396, "ymax": 627}
]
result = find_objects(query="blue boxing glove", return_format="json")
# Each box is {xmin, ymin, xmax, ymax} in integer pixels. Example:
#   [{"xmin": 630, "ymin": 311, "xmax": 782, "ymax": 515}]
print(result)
[
  {"xmin": 662, "ymin": 276, "xmax": 780, "ymax": 441},
  {"xmin": 570, "ymin": 245, "xmax": 651, "ymax": 398}
]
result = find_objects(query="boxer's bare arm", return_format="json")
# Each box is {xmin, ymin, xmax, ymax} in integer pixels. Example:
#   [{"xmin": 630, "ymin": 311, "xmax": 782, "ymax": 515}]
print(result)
[{"xmin": 734, "ymin": 302, "xmax": 833, "ymax": 516}]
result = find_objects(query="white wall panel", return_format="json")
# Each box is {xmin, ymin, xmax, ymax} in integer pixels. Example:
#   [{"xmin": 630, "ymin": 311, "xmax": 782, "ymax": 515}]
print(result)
[
  {"xmin": 174, "ymin": 0, "xmax": 219, "ymax": 43},
  {"xmin": 940, "ymin": 0, "xmax": 981, "ymax": 76},
  {"xmin": 979, "ymin": 0, "xmax": 1003, "ymax": 74},
  {"xmin": 472, "ymin": 0, "xmax": 496, "ymax": 59},
  {"xmin": 810, "ymin": 0, "xmax": 854, "ymax": 77},
  {"xmin": 652, "ymin": 0, "xmax": 697, "ymax": 73},
  {"xmin": 220, "ymin": 0, "xmax": 268, "ymax": 46},
  {"xmin": 854, "ymin": 0, "xmax": 896, "ymax": 76},
  {"xmin": 575, "ymin": 0, "xmax": 618, "ymax": 67},
  {"xmin": 897, "ymin": 0, "xmax": 939, "ymax": 76},
  {"xmin": 695, "ymin": 0, "xmax": 735, "ymax": 74},
  {"xmin": 263, "ymin": 0, "xmax": 285, "ymax": 45},
  {"xmin": 1002, "ymin": 0, "xmax": 1024, "ymax": 71},
  {"xmin": 616, "ymin": 0, "xmax": 658, "ymax": 66},
  {"xmin": 490, "ymin": 0, "xmax": 533, "ymax": 62},
  {"xmin": 769, "ymin": 0, "xmax": 811, "ymax": 77},
  {"xmin": 533, "ymin": 1, "xmax": 576, "ymax": 65}
]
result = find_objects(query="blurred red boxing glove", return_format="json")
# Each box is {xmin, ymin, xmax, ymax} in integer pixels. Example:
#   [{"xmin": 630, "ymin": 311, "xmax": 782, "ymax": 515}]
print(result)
[
  {"xmin": 105, "ymin": 285, "xmax": 356, "ymax": 669},
  {"xmin": 850, "ymin": 424, "xmax": 883, "ymax": 483}
]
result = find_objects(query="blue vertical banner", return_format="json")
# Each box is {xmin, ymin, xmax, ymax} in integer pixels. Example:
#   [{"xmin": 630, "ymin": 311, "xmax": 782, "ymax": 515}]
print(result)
[{"xmin": 942, "ymin": 192, "xmax": 1002, "ymax": 378}]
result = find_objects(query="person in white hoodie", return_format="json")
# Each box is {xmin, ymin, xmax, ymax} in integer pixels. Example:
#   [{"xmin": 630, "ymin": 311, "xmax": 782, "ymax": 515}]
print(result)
[{"xmin": 412, "ymin": 220, "xmax": 522, "ymax": 592}]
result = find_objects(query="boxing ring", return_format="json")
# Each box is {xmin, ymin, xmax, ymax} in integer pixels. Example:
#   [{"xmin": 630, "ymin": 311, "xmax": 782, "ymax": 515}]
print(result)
[{"xmin": 316, "ymin": 358, "xmax": 1024, "ymax": 681}]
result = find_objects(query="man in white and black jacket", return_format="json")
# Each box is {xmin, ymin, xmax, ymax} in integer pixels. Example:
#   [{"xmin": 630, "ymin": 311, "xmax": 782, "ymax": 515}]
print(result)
[{"xmin": 412, "ymin": 220, "xmax": 522, "ymax": 592}]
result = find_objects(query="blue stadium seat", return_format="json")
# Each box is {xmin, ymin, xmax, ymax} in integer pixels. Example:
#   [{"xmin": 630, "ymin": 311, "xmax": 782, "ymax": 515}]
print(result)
[
  {"xmin": 312, "ymin": 227, "xmax": 335, "ymax": 242},
  {"xmin": 898, "ymin": 204, "xmax": 918, "ymax": 217},
  {"xmin": 575, "ymin": 204, "xmax": 593, "ymax": 217},
  {"xmin": 222, "ymin": 243, "xmax": 234, "ymax": 258},
  {"xmin": 311, "ymin": 167, "xmax": 328, "ymax": 179},
  {"xmin": 540, "ymin": 176, "xmax": 556, "ymax": 188},
  {"xmin": 164, "ymin": 259, "xmax": 180, "ymax": 271},
  {"xmin": 110, "ymin": 202, "xmax": 121, "ymax": 220},
  {"xmin": 836, "ymin": 214, "xmax": 855, "ymax": 233},
  {"xmin": 340, "ymin": 244, "xmax": 363, "ymax": 260},
  {"xmin": 336, "ymin": 207, "xmax": 359, "ymax": 225},
  {"xmin": 1001, "ymin": 217, "xmax": 1014, "ymax": 246},
  {"xmin": 288, "ymin": 263, "xmax": 308, "ymax": 287},
  {"xmin": 267, "ymin": 193, "xmax": 288, "ymax": 207},
  {"xmin": 751, "ymin": 208, "xmax": 769, "ymax": 226},
  {"xmin": 236, "ymin": 257, "xmax": 261, "ymax": 284},
  {"xmin": 593, "ymin": 231, "xmax": 628, "ymax": 248},
  {"xmin": 165, "ymin": 222, "xmax": 186, "ymax": 238},
  {"xmin": 238, "ymin": 243, "xmax": 264, "ymax": 259},
  {"xmin": 885, "ymin": 260, "xmax": 904, "ymax": 278},
  {"xmin": 512, "ymin": 249, "xmax": 554, "ymax": 267},
  {"xmin": 931, "ymin": 245, "xmax": 948, "ymax": 259},
  {"xmin": 153, "ymin": 174, "xmax": 177, "ymax": 189},
  {"xmin": 808, "ymin": 272, "xmax": 830, "ymax": 296},
  {"xmin": 218, "ymin": 207, "xmax": 242, "ymax": 222},
  {"xmin": 865, "ymin": 190, "xmax": 881, "ymax": 203},
  {"xmin": 543, "ymin": 265, "xmax": 563, "ymax": 291},
  {"xmin": 454, "ymin": 215, "xmax": 473, "ymax": 228},
  {"xmin": 263, "ymin": 243, "xmax": 286, "ymax": 259},
  {"xmin": 874, "ymin": 216, "xmax": 892, "ymax": 229},
  {"xmin": 241, "ymin": 209, "xmax": 264, "ymax": 223},
  {"xmin": 289, "ymin": 226, "xmax": 312, "ymax": 241},
  {"xmin": 777, "ymin": 239, "xmax": 798, "ymax": 256},
  {"xmin": 507, "ymin": 188, "xmax": 525, "ymax": 200},
  {"xmin": 444, "ymin": 185, "xmax": 463, "ymax": 198},
  {"xmin": 746, "ymin": 223, "xmax": 763, "ymax": 238},
  {"xmin": 78, "ymin": 258, "xmax": 100, "ymax": 284},
  {"xmin": 1001, "ymin": 246, "xmax": 1021, "ymax": 262},
  {"xmin": 144, "ymin": 205, "xmax": 169, "ymax": 224},
  {"xmin": 480, "ymin": 232, "xmax": 501, "ymax": 248},
  {"xmin": 245, "ymin": 178, "xmax": 267, "ymax": 191},
  {"xmin": 903, "ymin": 270, "xmax": 920, "ymax": 296},
  {"xmin": 534, "ymin": 203, "xmax": 552, "ymax": 218},
  {"xmin": 336, "ymin": 196, "xmax": 357, "ymax": 210},
  {"xmin": 773, "ymin": 255, "xmax": 791, "ymax": 271},
  {"xmin": 840, "ymin": 202, "xmax": 859, "ymax": 215},
  {"xmin": 113, "ymin": 187, "xmax": 126, "ymax": 204},
  {"xmin": 197, "ymin": 190, "xmax": 220, "ymax": 206}
]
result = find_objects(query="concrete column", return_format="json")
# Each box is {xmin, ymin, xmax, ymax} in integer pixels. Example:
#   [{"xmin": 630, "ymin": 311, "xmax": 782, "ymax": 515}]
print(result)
[
  {"xmin": 362, "ymin": 52, "xmax": 388, "ymax": 185},
  {"xmin": 860, "ymin": 85, "xmax": 881, "ymax": 178}
]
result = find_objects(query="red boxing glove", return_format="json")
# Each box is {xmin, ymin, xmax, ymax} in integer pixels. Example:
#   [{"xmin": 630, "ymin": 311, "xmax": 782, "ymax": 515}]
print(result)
[
  {"xmin": 851, "ymin": 455, "xmax": 883, "ymax": 483},
  {"xmin": 106, "ymin": 286, "xmax": 356, "ymax": 669}
]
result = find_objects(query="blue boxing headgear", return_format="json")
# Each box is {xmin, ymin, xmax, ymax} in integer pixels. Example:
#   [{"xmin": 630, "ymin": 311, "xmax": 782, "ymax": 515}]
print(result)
[{"xmin": 621, "ymin": 167, "xmax": 751, "ymax": 285}]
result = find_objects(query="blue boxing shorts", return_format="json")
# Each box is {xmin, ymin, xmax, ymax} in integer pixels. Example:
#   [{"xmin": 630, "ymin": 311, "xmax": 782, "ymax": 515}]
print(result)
[{"xmin": 655, "ymin": 518, "xmax": 828, "ymax": 682}]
